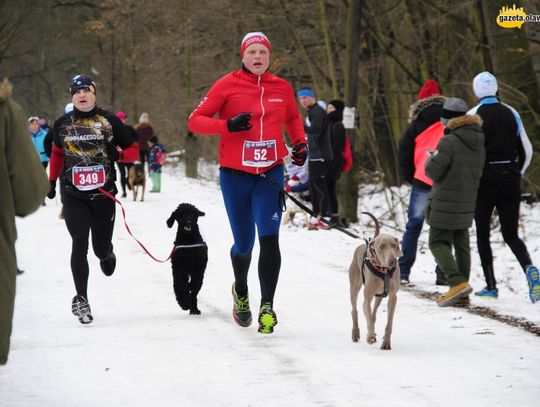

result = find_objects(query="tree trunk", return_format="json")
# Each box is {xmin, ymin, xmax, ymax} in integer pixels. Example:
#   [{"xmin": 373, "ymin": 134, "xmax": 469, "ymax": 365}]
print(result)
[
  {"xmin": 110, "ymin": 34, "xmax": 116, "ymax": 109},
  {"xmin": 340, "ymin": 0, "xmax": 362, "ymax": 224},
  {"xmin": 183, "ymin": 0, "xmax": 199, "ymax": 179},
  {"xmin": 318, "ymin": 0, "xmax": 339, "ymax": 99}
]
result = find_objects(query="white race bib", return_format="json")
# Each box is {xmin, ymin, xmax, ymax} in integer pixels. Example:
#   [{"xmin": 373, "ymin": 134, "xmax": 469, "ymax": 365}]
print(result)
[
  {"xmin": 242, "ymin": 140, "xmax": 277, "ymax": 168},
  {"xmin": 72, "ymin": 165, "xmax": 106, "ymax": 191}
]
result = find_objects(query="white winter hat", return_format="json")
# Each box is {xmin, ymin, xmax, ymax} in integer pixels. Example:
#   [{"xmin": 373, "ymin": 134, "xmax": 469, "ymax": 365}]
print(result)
[{"xmin": 473, "ymin": 71, "xmax": 498, "ymax": 98}]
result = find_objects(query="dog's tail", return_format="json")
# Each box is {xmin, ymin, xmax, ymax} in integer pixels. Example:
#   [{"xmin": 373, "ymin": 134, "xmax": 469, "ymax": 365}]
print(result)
[{"xmin": 361, "ymin": 211, "xmax": 380, "ymax": 237}]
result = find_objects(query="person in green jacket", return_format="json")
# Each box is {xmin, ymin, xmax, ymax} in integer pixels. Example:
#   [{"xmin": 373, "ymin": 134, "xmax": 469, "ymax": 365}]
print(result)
[
  {"xmin": 0, "ymin": 79, "xmax": 49, "ymax": 365},
  {"xmin": 425, "ymin": 98, "xmax": 485, "ymax": 307}
]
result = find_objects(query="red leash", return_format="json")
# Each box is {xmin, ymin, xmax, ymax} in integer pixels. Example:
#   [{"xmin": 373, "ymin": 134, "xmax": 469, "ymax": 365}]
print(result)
[{"xmin": 98, "ymin": 188, "xmax": 175, "ymax": 263}]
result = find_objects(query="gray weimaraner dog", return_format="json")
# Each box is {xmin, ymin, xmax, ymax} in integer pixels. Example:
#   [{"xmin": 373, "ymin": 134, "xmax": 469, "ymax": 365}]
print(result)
[{"xmin": 349, "ymin": 212, "xmax": 403, "ymax": 350}]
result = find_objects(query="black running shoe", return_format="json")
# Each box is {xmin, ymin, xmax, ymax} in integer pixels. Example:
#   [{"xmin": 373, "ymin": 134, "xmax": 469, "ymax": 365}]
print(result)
[
  {"xmin": 100, "ymin": 251, "xmax": 116, "ymax": 276},
  {"xmin": 71, "ymin": 295, "xmax": 93, "ymax": 324},
  {"xmin": 232, "ymin": 283, "xmax": 252, "ymax": 327}
]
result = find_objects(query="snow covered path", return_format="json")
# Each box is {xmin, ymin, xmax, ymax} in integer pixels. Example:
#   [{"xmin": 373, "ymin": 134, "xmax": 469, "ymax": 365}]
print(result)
[{"xmin": 3, "ymin": 165, "xmax": 540, "ymax": 407}]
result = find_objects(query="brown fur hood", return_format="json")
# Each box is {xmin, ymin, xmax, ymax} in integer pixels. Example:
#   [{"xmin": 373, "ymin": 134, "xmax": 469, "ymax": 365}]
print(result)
[
  {"xmin": 0, "ymin": 79, "xmax": 13, "ymax": 103},
  {"xmin": 446, "ymin": 114, "xmax": 482, "ymax": 130},
  {"xmin": 446, "ymin": 114, "xmax": 484, "ymax": 152},
  {"xmin": 407, "ymin": 95, "xmax": 446, "ymax": 123}
]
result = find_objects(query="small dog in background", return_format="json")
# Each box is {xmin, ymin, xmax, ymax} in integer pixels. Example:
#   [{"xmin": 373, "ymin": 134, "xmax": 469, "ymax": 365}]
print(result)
[
  {"xmin": 167, "ymin": 203, "xmax": 208, "ymax": 315},
  {"xmin": 282, "ymin": 209, "xmax": 309, "ymax": 227},
  {"xmin": 349, "ymin": 212, "xmax": 402, "ymax": 350},
  {"xmin": 128, "ymin": 162, "xmax": 146, "ymax": 201}
]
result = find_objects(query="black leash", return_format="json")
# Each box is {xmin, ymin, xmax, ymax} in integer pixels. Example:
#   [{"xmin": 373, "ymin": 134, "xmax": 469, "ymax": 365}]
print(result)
[{"xmin": 260, "ymin": 173, "xmax": 361, "ymax": 240}]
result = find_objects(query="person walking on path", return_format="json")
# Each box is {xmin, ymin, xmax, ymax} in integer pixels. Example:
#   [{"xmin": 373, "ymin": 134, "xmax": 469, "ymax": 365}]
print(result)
[
  {"xmin": 397, "ymin": 80, "xmax": 447, "ymax": 285},
  {"xmin": 135, "ymin": 112, "xmax": 154, "ymax": 167},
  {"xmin": 425, "ymin": 98, "xmax": 485, "ymax": 307},
  {"xmin": 0, "ymin": 79, "xmax": 49, "ymax": 365},
  {"xmin": 297, "ymin": 87, "xmax": 334, "ymax": 230},
  {"xmin": 47, "ymin": 75, "xmax": 139, "ymax": 324},
  {"xmin": 148, "ymin": 135, "xmax": 167, "ymax": 192},
  {"xmin": 188, "ymin": 32, "xmax": 307, "ymax": 334},
  {"xmin": 468, "ymin": 71, "xmax": 539, "ymax": 303},
  {"xmin": 115, "ymin": 111, "xmax": 138, "ymax": 198}
]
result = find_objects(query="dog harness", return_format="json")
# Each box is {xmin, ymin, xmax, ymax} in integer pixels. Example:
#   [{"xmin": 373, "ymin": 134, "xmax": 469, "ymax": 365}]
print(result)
[{"xmin": 361, "ymin": 240, "xmax": 397, "ymax": 298}]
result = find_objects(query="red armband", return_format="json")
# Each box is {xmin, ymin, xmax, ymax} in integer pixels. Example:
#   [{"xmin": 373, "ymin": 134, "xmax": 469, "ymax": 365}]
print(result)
[{"xmin": 48, "ymin": 144, "xmax": 65, "ymax": 181}]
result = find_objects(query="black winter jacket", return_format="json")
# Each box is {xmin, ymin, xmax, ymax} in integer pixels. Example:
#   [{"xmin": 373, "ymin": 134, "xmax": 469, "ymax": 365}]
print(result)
[
  {"xmin": 328, "ymin": 110, "xmax": 345, "ymax": 179},
  {"xmin": 304, "ymin": 103, "xmax": 333, "ymax": 161}
]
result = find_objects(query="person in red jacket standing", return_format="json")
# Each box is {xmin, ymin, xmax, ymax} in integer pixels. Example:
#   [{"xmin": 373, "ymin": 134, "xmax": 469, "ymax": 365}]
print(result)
[{"xmin": 188, "ymin": 32, "xmax": 307, "ymax": 334}]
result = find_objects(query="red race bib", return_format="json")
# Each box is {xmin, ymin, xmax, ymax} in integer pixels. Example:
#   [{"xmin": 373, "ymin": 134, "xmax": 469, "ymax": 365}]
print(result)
[
  {"xmin": 242, "ymin": 140, "xmax": 277, "ymax": 168},
  {"xmin": 72, "ymin": 165, "xmax": 106, "ymax": 191}
]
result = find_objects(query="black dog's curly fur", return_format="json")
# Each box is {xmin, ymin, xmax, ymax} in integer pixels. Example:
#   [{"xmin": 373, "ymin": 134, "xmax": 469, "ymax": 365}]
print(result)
[{"xmin": 167, "ymin": 203, "xmax": 208, "ymax": 315}]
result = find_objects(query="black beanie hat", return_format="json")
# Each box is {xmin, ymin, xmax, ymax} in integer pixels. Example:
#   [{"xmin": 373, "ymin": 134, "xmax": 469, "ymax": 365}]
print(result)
[
  {"xmin": 69, "ymin": 75, "xmax": 96, "ymax": 95},
  {"xmin": 328, "ymin": 99, "xmax": 345, "ymax": 111}
]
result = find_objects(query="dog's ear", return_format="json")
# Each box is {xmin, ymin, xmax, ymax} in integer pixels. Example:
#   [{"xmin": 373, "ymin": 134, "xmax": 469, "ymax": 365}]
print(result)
[
  {"xmin": 394, "ymin": 237, "xmax": 403, "ymax": 257},
  {"xmin": 197, "ymin": 210, "xmax": 205, "ymax": 217},
  {"xmin": 166, "ymin": 213, "xmax": 176, "ymax": 228}
]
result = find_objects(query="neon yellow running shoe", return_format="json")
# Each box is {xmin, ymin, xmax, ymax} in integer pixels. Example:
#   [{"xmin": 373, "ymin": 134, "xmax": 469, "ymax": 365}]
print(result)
[
  {"xmin": 232, "ymin": 283, "xmax": 252, "ymax": 327},
  {"xmin": 258, "ymin": 302, "xmax": 278, "ymax": 334}
]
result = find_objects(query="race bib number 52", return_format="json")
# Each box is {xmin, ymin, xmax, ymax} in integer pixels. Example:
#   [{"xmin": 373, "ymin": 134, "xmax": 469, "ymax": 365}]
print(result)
[
  {"xmin": 242, "ymin": 140, "xmax": 277, "ymax": 168},
  {"xmin": 72, "ymin": 165, "xmax": 106, "ymax": 191}
]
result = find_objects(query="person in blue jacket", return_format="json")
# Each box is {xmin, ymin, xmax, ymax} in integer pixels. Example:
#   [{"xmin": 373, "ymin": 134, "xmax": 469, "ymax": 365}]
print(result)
[{"xmin": 28, "ymin": 116, "xmax": 49, "ymax": 169}]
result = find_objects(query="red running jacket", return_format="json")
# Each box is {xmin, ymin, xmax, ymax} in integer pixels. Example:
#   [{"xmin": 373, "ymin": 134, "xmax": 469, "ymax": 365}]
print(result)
[
  {"xmin": 413, "ymin": 121, "xmax": 444, "ymax": 186},
  {"xmin": 188, "ymin": 68, "xmax": 305, "ymax": 174}
]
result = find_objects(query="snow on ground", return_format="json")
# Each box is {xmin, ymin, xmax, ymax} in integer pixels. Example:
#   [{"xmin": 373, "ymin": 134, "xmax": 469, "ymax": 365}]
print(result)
[{"xmin": 2, "ymin": 162, "xmax": 540, "ymax": 407}]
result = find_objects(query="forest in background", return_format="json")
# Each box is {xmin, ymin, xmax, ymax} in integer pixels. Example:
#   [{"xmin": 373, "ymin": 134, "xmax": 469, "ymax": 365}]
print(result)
[{"xmin": 2, "ymin": 0, "xmax": 540, "ymax": 221}]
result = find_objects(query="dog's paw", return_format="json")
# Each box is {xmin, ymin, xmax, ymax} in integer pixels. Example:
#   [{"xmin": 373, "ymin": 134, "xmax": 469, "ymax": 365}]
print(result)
[
  {"xmin": 380, "ymin": 342, "xmax": 391, "ymax": 350},
  {"xmin": 352, "ymin": 328, "xmax": 360, "ymax": 342},
  {"xmin": 367, "ymin": 334, "xmax": 377, "ymax": 345},
  {"xmin": 176, "ymin": 299, "xmax": 190, "ymax": 310},
  {"xmin": 190, "ymin": 308, "xmax": 201, "ymax": 315}
]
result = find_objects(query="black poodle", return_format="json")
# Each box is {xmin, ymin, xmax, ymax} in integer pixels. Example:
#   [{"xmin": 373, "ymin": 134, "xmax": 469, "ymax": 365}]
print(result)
[{"xmin": 167, "ymin": 203, "xmax": 208, "ymax": 315}]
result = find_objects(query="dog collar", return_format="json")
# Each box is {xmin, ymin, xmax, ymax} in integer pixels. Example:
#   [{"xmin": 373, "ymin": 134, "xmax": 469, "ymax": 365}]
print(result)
[{"xmin": 174, "ymin": 242, "xmax": 207, "ymax": 249}]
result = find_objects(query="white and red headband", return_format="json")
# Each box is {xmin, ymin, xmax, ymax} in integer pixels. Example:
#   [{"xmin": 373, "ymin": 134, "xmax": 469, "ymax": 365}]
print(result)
[{"xmin": 241, "ymin": 32, "xmax": 271, "ymax": 57}]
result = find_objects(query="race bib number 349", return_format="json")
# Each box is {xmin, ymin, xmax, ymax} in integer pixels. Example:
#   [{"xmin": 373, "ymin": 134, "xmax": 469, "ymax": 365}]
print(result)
[
  {"xmin": 72, "ymin": 165, "xmax": 106, "ymax": 191},
  {"xmin": 242, "ymin": 140, "xmax": 277, "ymax": 168}
]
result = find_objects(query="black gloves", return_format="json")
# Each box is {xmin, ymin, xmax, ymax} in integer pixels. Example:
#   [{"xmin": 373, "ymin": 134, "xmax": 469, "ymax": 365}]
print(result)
[
  {"xmin": 106, "ymin": 143, "xmax": 122, "ymax": 162},
  {"xmin": 291, "ymin": 143, "xmax": 308, "ymax": 166},
  {"xmin": 47, "ymin": 180, "xmax": 56, "ymax": 199},
  {"xmin": 227, "ymin": 113, "xmax": 252, "ymax": 132}
]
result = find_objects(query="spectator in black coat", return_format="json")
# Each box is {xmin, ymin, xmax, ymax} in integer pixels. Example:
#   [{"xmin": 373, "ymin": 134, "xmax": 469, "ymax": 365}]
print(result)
[{"xmin": 327, "ymin": 99, "xmax": 346, "ymax": 225}]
